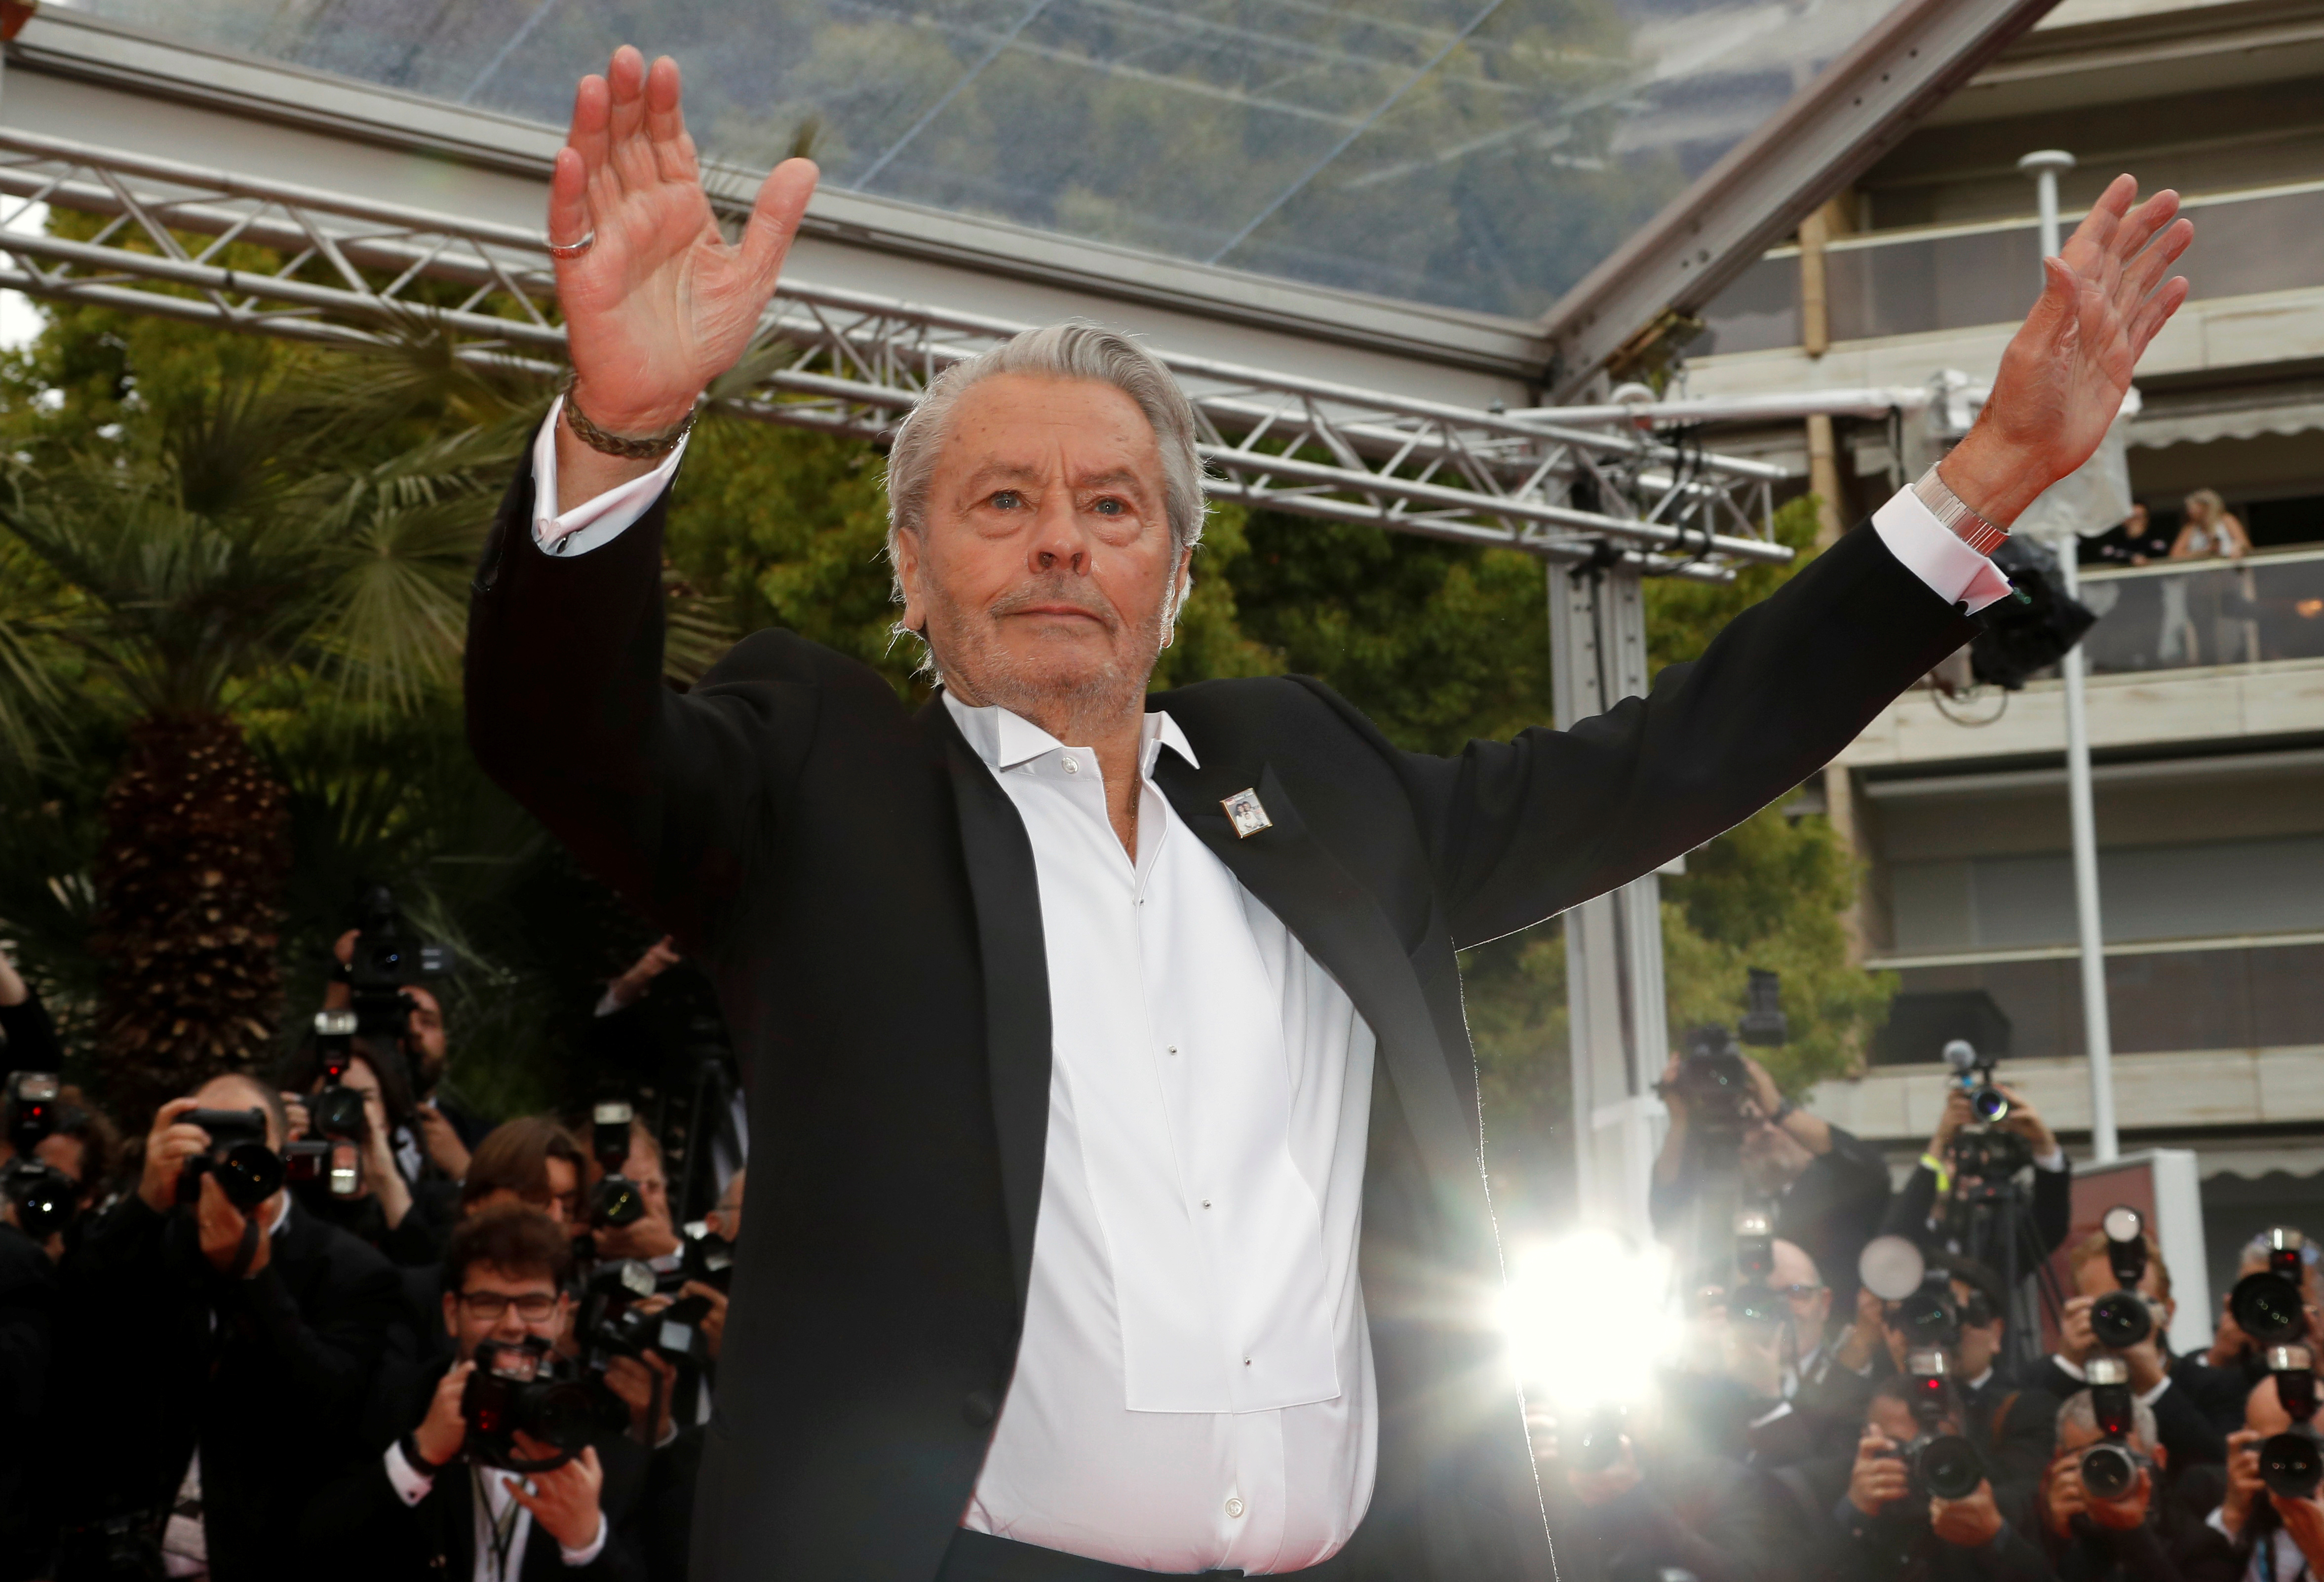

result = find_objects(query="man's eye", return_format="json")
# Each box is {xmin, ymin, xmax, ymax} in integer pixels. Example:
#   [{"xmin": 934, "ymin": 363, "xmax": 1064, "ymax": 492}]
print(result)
[
  {"xmin": 991, "ymin": 490, "xmax": 1021, "ymax": 510},
  {"xmin": 1092, "ymin": 497, "xmax": 1123, "ymax": 516}
]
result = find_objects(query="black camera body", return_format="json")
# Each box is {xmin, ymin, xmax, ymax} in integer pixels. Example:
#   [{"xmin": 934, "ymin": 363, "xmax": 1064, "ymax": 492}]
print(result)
[
  {"xmin": 588, "ymin": 1101, "xmax": 646, "ymax": 1230},
  {"xmin": 1884, "ymin": 1349, "xmax": 1985, "ymax": 1502},
  {"xmin": 176, "ymin": 1107, "xmax": 283, "ymax": 1211},
  {"xmin": 679, "ymin": 1220, "xmax": 736, "ymax": 1292},
  {"xmin": 3, "ymin": 1071, "xmax": 77, "ymax": 1239},
  {"xmin": 2078, "ymin": 1354, "xmax": 2148, "ymax": 1502},
  {"xmin": 2262, "ymin": 1344, "xmax": 2324, "ymax": 1499},
  {"xmin": 1665, "ymin": 1025, "xmax": 1753, "ymax": 1134},
  {"xmin": 2090, "ymin": 1205, "xmax": 2158, "ymax": 1352},
  {"xmin": 462, "ymin": 1337, "xmax": 596, "ymax": 1472}
]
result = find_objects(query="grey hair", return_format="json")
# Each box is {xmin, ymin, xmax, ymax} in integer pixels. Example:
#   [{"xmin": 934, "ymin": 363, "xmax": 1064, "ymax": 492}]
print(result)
[
  {"xmin": 882, "ymin": 322, "xmax": 1207, "ymax": 619},
  {"xmin": 2056, "ymin": 1389, "xmax": 2158, "ymax": 1449}
]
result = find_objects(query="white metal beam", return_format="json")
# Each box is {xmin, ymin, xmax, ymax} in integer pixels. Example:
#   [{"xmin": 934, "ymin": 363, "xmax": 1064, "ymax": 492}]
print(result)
[
  {"xmin": 0, "ymin": 124, "xmax": 1790, "ymax": 579},
  {"xmin": 1539, "ymin": 0, "xmax": 2061, "ymax": 397}
]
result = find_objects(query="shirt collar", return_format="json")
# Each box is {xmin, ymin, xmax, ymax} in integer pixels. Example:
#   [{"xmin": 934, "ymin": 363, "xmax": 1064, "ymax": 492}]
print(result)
[{"xmin": 942, "ymin": 693, "xmax": 1200, "ymax": 775}]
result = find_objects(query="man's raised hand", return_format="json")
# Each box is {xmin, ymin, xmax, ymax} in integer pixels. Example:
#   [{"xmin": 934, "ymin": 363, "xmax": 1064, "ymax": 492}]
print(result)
[
  {"xmin": 1943, "ymin": 174, "xmax": 2191, "ymax": 525},
  {"xmin": 550, "ymin": 47, "xmax": 818, "ymax": 445}
]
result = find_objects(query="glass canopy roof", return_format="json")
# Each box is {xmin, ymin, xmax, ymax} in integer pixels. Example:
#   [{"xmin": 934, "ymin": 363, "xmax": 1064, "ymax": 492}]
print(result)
[{"xmin": 60, "ymin": 0, "xmax": 1905, "ymax": 321}]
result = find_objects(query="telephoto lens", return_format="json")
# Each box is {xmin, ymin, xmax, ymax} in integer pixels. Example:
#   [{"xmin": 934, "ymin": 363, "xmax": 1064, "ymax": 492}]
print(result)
[
  {"xmin": 2234, "ymin": 1230, "xmax": 2312, "ymax": 1348},
  {"xmin": 2262, "ymin": 1431, "xmax": 2324, "ymax": 1500},
  {"xmin": 1913, "ymin": 1433, "xmax": 1986, "ymax": 1502},
  {"xmin": 2081, "ymin": 1441, "xmax": 2141, "ymax": 1501},
  {"xmin": 2090, "ymin": 1291, "xmax": 2155, "ymax": 1350},
  {"xmin": 175, "ymin": 1108, "xmax": 284, "ymax": 1210},
  {"xmin": 1, "ymin": 1158, "xmax": 76, "ymax": 1238}
]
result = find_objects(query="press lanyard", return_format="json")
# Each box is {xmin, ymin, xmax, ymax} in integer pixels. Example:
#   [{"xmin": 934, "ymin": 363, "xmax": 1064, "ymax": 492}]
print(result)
[{"xmin": 472, "ymin": 1466, "xmax": 524, "ymax": 1582}]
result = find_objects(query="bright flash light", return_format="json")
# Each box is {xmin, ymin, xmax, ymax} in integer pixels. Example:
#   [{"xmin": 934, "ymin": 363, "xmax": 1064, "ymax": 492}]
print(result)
[{"xmin": 1500, "ymin": 1230, "xmax": 1678, "ymax": 1412}]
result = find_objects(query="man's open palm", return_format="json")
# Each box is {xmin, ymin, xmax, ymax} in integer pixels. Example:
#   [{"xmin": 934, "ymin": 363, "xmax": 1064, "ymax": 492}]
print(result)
[{"xmin": 550, "ymin": 46, "xmax": 818, "ymax": 434}]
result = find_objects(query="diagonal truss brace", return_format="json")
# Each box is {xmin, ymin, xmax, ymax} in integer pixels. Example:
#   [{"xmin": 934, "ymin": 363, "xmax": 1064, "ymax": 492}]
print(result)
[{"xmin": 0, "ymin": 126, "xmax": 1792, "ymax": 583}]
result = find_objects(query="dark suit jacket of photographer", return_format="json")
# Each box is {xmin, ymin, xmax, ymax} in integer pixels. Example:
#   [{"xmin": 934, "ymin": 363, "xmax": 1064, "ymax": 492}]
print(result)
[
  {"xmin": 298, "ymin": 1355, "xmax": 648, "ymax": 1582},
  {"xmin": 463, "ymin": 459, "xmax": 1975, "ymax": 1582},
  {"xmin": 55, "ymin": 1192, "xmax": 401, "ymax": 1581}
]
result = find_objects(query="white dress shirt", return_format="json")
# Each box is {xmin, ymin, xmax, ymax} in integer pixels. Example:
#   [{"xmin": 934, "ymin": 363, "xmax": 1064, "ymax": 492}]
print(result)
[
  {"xmin": 525, "ymin": 409, "xmax": 2019, "ymax": 1570},
  {"xmin": 944, "ymin": 696, "xmax": 1377, "ymax": 1573},
  {"xmin": 383, "ymin": 1439, "xmax": 609, "ymax": 1577}
]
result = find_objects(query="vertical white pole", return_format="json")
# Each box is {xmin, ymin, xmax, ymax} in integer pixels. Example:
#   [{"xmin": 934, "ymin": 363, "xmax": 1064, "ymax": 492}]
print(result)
[{"xmin": 2019, "ymin": 149, "xmax": 2119, "ymax": 1161}]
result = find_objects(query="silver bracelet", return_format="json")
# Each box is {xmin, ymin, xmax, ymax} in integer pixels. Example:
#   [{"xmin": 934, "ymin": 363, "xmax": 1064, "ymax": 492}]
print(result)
[{"xmin": 1913, "ymin": 464, "xmax": 2009, "ymax": 555}]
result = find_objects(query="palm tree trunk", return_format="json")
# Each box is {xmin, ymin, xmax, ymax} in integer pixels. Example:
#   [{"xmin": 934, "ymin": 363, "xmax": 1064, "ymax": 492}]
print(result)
[{"xmin": 90, "ymin": 712, "xmax": 289, "ymax": 1121}]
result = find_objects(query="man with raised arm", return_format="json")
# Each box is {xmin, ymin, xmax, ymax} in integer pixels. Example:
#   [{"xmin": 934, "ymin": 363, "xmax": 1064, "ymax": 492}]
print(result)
[{"xmin": 466, "ymin": 43, "xmax": 2192, "ymax": 1582}]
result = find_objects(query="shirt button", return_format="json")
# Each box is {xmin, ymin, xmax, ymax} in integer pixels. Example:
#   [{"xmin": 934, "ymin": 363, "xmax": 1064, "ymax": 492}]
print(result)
[
  {"xmin": 1201, "ymin": 1199, "xmax": 1211, "ymax": 1209},
  {"xmin": 1062, "ymin": 756, "xmax": 1079, "ymax": 774},
  {"xmin": 1225, "ymin": 1497, "xmax": 1245, "ymax": 1519},
  {"xmin": 1167, "ymin": 1045, "xmax": 1178, "ymax": 1056}
]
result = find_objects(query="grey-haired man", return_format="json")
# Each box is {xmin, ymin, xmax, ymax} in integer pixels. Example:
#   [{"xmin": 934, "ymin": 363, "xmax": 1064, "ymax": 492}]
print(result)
[{"xmin": 466, "ymin": 42, "xmax": 2192, "ymax": 1582}]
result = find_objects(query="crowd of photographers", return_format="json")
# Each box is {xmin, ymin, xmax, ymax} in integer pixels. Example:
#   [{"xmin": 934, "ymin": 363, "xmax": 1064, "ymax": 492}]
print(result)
[
  {"xmin": 1538, "ymin": 1029, "xmax": 2324, "ymax": 1582},
  {"xmin": 0, "ymin": 914, "xmax": 739, "ymax": 1582}
]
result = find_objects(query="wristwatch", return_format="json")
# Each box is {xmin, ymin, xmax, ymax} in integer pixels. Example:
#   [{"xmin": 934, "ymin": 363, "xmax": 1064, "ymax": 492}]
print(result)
[{"xmin": 1913, "ymin": 464, "xmax": 2010, "ymax": 555}]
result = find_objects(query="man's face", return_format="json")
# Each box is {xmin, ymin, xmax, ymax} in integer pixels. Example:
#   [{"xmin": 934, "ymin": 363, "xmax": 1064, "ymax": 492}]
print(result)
[
  {"xmin": 1770, "ymin": 1238, "xmax": 1830, "ymax": 1356},
  {"xmin": 894, "ymin": 374, "xmax": 1189, "ymax": 721},
  {"xmin": 444, "ymin": 1261, "xmax": 569, "ymax": 1361},
  {"xmin": 469, "ymin": 1155, "xmax": 579, "ymax": 1226},
  {"xmin": 2074, "ymin": 1246, "xmax": 2174, "ymax": 1328},
  {"xmin": 404, "ymin": 986, "xmax": 448, "ymax": 1089},
  {"xmin": 2249, "ymin": 1375, "xmax": 2297, "ymax": 1436},
  {"xmin": 617, "ymin": 1136, "xmax": 669, "ymax": 1225}
]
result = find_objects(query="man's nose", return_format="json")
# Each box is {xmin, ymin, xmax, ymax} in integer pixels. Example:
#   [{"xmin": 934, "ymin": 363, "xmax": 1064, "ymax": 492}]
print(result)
[{"xmin": 1028, "ymin": 495, "xmax": 1089, "ymax": 574}]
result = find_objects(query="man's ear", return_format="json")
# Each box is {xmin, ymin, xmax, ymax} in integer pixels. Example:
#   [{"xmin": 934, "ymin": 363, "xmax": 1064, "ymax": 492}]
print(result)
[{"xmin": 892, "ymin": 528, "xmax": 927, "ymax": 636}]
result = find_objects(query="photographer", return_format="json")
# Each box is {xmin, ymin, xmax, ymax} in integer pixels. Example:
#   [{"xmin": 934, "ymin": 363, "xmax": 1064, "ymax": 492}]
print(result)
[
  {"xmin": 300, "ymin": 1208, "xmax": 646, "ymax": 1581},
  {"xmin": 2032, "ymin": 1229, "xmax": 2236, "ymax": 1468},
  {"xmin": 1826, "ymin": 1375, "xmax": 2057, "ymax": 1582},
  {"xmin": 1884, "ymin": 1083, "xmax": 2072, "ymax": 1273},
  {"xmin": 2196, "ymin": 1375, "xmax": 2324, "ymax": 1582},
  {"xmin": 0, "ymin": 945, "xmax": 63, "ymax": 1078},
  {"xmin": 54, "ymin": 1076, "xmax": 401, "ymax": 1582},
  {"xmin": 585, "ymin": 1118, "xmax": 681, "ymax": 1266},
  {"xmin": 325, "ymin": 926, "xmax": 488, "ymax": 1179},
  {"xmin": 281, "ymin": 1044, "xmax": 448, "ymax": 1268},
  {"xmin": 1, "ymin": 1080, "xmax": 122, "ymax": 1250},
  {"xmin": 2038, "ymin": 1389, "xmax": 2214, "ymax": 1582},
  {"xmin": 1533, "ymin": 1389, "xmax": 1786, "ymax": 1582},
  {"xmin": 1652, "ymin": 1046, "xmax": 1893, "ymax": 1310},
  {"xmin": 2206, "ymin": 1233, "xmax": 2324, "ymax": 1405},
  {"xmin": 0, "ymin": 1158, "xmax": 53, "ymax": 1581}
]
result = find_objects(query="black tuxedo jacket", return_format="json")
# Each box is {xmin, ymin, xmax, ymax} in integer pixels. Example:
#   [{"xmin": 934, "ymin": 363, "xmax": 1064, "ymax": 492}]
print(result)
[
  {"xmin": 465, "ymin": 458, "xmax": 1974, "ymax": 1581},
  {"xmin": 57, "ymin": 1194, "xmax": 402, "ymax": 1582},
  {"xmin": 298, "ymin": 1355, "xmax": 648, "ymax": 1582}
]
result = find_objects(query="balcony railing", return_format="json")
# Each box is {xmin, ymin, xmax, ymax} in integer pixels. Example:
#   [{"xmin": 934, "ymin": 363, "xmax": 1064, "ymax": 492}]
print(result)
[
  {"xmin": 2077, "ymin": 545, "xmax": 2324, "ymax": 676},
  {"xmin": 1699, "ymin": 178, "xmax": 2324, "ymax": 356}
]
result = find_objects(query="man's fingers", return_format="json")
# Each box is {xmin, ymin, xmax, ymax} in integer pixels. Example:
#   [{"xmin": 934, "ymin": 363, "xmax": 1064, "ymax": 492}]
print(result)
[
  {"xmin": 740, "ymin": 157, "xmax": 819, "ymax": 294},
  {"xmin": 2128, "ymin": 275, "xmax": 2190, "ymax": 359},
  {"xmin": 549, "ymin": 148, "xmax": 594, "ymax": 250},
  {"xmin": 2066, "ymin": 172, "xmax": 2138, "ymax": 263},
  {"xmin": 2112, "ymin": 190, "xmax": 2182, "ymax": 270},
  {"xmin": 567, "ymin": 71, "xmax": 613, "ymax": 179},
  {"xmin": 2119, "ymin": 215, "xmax": 2193, "ymax": 308},
  {"xmin": 644, "ymin": 54, "xmax": 697, "ymax": 184}
]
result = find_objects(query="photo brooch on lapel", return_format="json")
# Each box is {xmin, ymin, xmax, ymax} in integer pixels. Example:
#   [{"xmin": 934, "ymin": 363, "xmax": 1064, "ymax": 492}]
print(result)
[{"xmin": 1221, "ymin": 788, "xmax": 1273, "ymax": 839}]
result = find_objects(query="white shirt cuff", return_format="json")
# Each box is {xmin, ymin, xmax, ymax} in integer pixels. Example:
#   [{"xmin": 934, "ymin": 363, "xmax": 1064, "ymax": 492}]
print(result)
[
  {"xmin": 2034, "ymin": 1148, "xmax": 2066, "ymax": 1173},
  {"xmin": 531, "ymin": 396, "xmax": 690, "ymax": 558},
  {"xmin": 559, "ymin": 1510, "xmax": 610, "ymax": 1567},
  {"xmin": 2137, "ymin": 1376, "xmax": 2173, "ymax": 1407},
  {"xmin": 592, "ymin": 986, "xmax": 627, "ymax": 1019},
  {"xmin": 1747, "ymin": 1399, "xmax": 1794, "ymax": 1430},
  {"xmin": 1871, "ymin": 486, "xmax": 2015, "ymax": 616},
  {"xmin": 382, "ymin": 1441, "xmax": 433, "ymax": 1506}
]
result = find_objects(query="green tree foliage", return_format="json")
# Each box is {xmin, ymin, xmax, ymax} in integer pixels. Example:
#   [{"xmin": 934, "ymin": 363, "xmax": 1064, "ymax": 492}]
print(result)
[{"xmin": 0, "ymin": 292, "xmax": 1887, "ymax": 1218}]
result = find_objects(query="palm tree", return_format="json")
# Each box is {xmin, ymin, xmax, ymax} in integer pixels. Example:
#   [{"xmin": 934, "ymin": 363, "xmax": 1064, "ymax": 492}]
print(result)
[{"xmin": 0, "ymin": 337, "xmax": 536, "ymax": 1118}]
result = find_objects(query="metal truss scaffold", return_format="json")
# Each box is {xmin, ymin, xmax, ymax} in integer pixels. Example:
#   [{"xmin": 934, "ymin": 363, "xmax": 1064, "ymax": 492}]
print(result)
[{"xmin": 0, "ymin": 126, "xmax": 1789, "ymax": 582}]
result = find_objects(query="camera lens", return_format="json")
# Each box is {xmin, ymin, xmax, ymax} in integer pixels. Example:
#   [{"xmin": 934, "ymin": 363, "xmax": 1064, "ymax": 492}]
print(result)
[
  {"xmin": 1918, "ymin": 1434, "xmax": 1984, "ymax": 1501},
  {"xmin": 1575, "ymin": 1406, "xmax": 1625, "ymax": 1472},
  {"xmin": 1969, "ymin": 1085, "xmax": 2010, "ymax": 1123},
  {"xmin": 1898, "ymin": 1290, "xmax": 1958, "ymax": 1349},
  {"xmin": 2090, "ymin": 1290, "xmax": 2155, "ymax": 1350},
  {"xmin": 7, "ymin": 1164, "xmax": 73, "ymax": 1239},
  {"xmin": 2081, "ymin": 1443, "xmax": 2139, "ymax": 1501},
  {"xmin": 2262, "ymin": 1431, "xmax": 2324, "ymax": 1500},
  {"xmin": 592, "ymin": 1176, "xmax": 645, "ymax": 1229},
  {"xmin": 2234, "ymin": 1272, "xmax": 2309, "ymax": 1347},
  {"xmin": 526, "ymin": 1378, "xmax": 599, "ymax": 1451},
  {"xmin": 215, "ymin": 1142, "xmax": 285, "ymax": 1210}
]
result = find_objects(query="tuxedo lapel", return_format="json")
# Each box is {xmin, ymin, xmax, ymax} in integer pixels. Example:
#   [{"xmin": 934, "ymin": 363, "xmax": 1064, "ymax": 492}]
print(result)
[
  {"xmin": 1149, "ymin": 754, "xmax": 1483, "ymax": 1211},
  {"xmin": 920, "ymin": 701, "xmax": 1051, "ymax": 1319}
]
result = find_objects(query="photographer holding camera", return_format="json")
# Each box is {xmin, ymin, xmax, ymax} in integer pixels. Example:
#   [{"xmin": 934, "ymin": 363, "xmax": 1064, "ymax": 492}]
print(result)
[
  {"xmin": 1826, "ymin": 1375, "xmax": 2056, "ymax": 1582},
  {"xmin": 1532, "ymin": 1389, "xmax": 1788, "ymax": 1582},
  {"xmin": 1884, "ymin": 1079, "xmax": 2072, "ymax": 1274},
  {"xmin": 2037, "ymin": 1388, "xmax": 2217, "ymax": 1582},
  {"xmin": 300, "ymin": 1208, "xmax": 648, "ymax": 1581},
  {"xmin": 2207, "ymin": 1233, "xmax": 2324, "ymax": 1403},
  {"xmin": 2196, "ymin": 1373, "xmax": 2324, "ymax": 1582},
  {"xmin": 281, "ymin": 1043, "xmax": 448, "ymax": 1267},
  {"xmin": 0, "ymin": 944, "xmax": 64, "ymax": 1078},
  {"xmin": 52, "ymin": 1075, "xmax": 401, "ymax": 1582},
  {"xmin": 1652, "ymin": 1042, "xmax": 1893, "ymax": 1311},
  {"xmin": 325, "ymin": 915, "xmax": 488, "ymax": 1182},
  {"xmin": 2032, "ymin": 1224, "xmax": 2237, "ymax": 1469}
]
